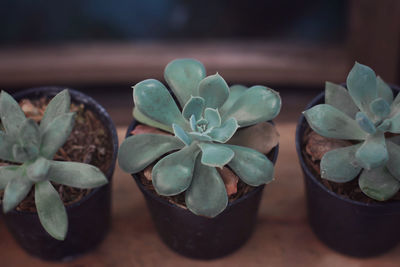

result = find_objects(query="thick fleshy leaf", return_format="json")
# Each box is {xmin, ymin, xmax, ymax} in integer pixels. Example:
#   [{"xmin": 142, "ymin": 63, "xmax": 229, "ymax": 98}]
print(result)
[
  {"xmin": 152, "ymin": 143, "xmax": 199, "ymax": 196},
  {"xmin": 359, "ymin": 167, "xmax": 400, "ymax": 201},
  {"xmin": 370, "ymin": 98, "xmax": 390, "ymax": 118},
  {"xmin": 185, "ymin": 158, "xmax": 228, "ymax": 217},
  {"xmin": 0, "ymin": 132, "xmax": 19, "ymax": 162},
  {"xmin": 35, "ymin": 180, "xmax": 68, "ymax": 240},
  {"xmin": 133, "ymin": 79, "xmax": 187, "ymax": 129},
  {"xmin": 204, "ymin": 108, "xmax": 221, "ymax": 128},
  {"xmin": 355, "ymin": 112, "xmax": 376, "ymax": 134},
  {"xmin": 386, "ymin": 141, "xmax": 400, "ymax": 181},
  {"xmin": 47, "ymin": 161, "xmax": 108, "ymax": 188},
  {"xmin": 26, "ymin": 157, "xmax": 50, "ymax": 182},
  {"xmin": 304, "ymin": 104, "xmax": 367, "ymax": 140},
  {"xmin": 0, "ymin": 165, "xmax": 20, "ymax": 190},
  {"xmin": 12, "ymin": 143, "xmax": 39, "ymax": 162},
  {"xmin": 40, "ymin": 112, "xmax": 76, "ymax": 159},
  {"xmin": 197, "ymin": 143, "xmax": 234, "ymax": 168},
  {"xmin": 222, "ymin": 86, "xmax": 281, "ymax": 127},
  {"xmin": 379, "ymin": 111, "xmax": 400, "ymax": 133},
  {"xmin": 118, "ymin": 134, "xmax": 184, "ymax": 173},
  {"xmin": 188, "ymin": 132, "xmax": 213, "ymax": 142},
  {"xmin": 173, "ymin": 124, "xmax": 192, "ymax": 146},
  {"xmin": 198, "ymin": 73, "xmax": 229, "ymax": 109},
  {"xmin": 19, "ymin": 118, "xmax": 40, "ymax": 149},
  {"xmin": 377, "ymin": 76, "xmax": 393, "ymax": 105},
  {"xmin": 0, "ymin": 91, "xmax": 26, "ymax": 136},
  {"xmin": 346, "ymin": 62, "xmax": 377, "ymax": 116},
  {"xmin": 189, "ymin": 115, "xmax": 197, "ymax": 131},
  {"xmin": 164, "ymin": 58, "xmax": 206, "ymax": 107},
  {"xmin": 227, "ymin": 122, "xmax": 278, "ymax": 154},
  {"xmin": 320, "ymin": 145, "xmax": 361, "ymax": 182},
  {"xmin": 208, "ymin": 117, "xmax": 239, "ymax": 143},
  {"xmin": 39, "ymin": 89, "xmax": 70, "ymax": 133},
  {"xmin": 324, "ymin": 81, "xmax": 358, "ymax": 118},
  {"xmin": 3, "ymin": 171, "xmax": 32, "ymax": 213},
  {"xmin": 182, "ymin": 96, "xmax": 205, "ymax": 121},
  {"xmin": 225, "ymin": 144, "xmax": 274, "ymax": 186},
  {"xmin": 220, "ymin": 85, "xmax": 247, "ymax": 115},
  {"xmin": 355, "ymin": 132, "xmax": 388, "ymax": 170},
  {"xmin": 133, "ymin": 107, "xmax": 173, "ymax": 133}
]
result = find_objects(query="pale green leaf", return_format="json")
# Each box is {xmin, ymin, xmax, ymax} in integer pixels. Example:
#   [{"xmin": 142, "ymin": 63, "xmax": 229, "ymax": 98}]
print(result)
[
  {"xmin": 208, "ymin": 117, "xmax": 239, "ymax": 143},
  {"xmin": 220, "ymin": 84, "xmax": 247, "ymax": 115},
  {"xmin": 40, "ymin": 89, "xmax": 70, "ymax": 133},
  {"xmin": 19, "ymin": 118, "xmax": 40, "ymax": 149},
  {"xmin": 359, "ymin": 167, "xmax": 400, "ymax": 201},
  {"xmin": 188, "ymin": 132, "xmax": 213, "ymax": 142},
  {"xmin": 0, "ymin": 132, "xmax": 20, "ymax": 162},
  {"xmin": 26, "ymin": 157, "xmax": 50, "ymax": 182},
  {"xmin": 3, "ymin": 170, "xmax": 32, "ymax": 213},
  {"xmin": 204, "ymin": 108, "xmax": 221, "ymax": 128},
  {"xmin": 198, "ymin": 143, "xmax": 234, "ymax": 168},
  {"xmin": 355, "ymin": 132, "xmax": 388, "ymax": 170},
  {"xmin": 198, "ymin": 73, "xmax": 229, "ymax": 109},
  {"xmin": 133, "ymin": 107, "xmax": 173, "ymax": 133},
  {"xmin": 173, "ymin": 123, "xmax": 192, "ymax": 146},
  {"xmin": 370, "ymin": 98, "xmax": 390, "ymax": 118},
  {"xmin": 324, "ymin": 81, "xmax": 358, "ymax": 118},
  {"xmin": 0, "ymin": 165, "xmax": 20, "ymax": 190},
  {"xmin": 385, "ymin": 141, "xmax": 400, "ymax": 181},
  {"xmin": 0, "ymin": 91, "xmax": 26, "ymax": 136},
  {"xmin": 355, "ymin": 112, "xmax": 376, "ymax": 134},
  {"xmin": 377, "ymin": 76, "xmax": 393, "ymax": 105},
  {"xmin": 182, "ymin": 96, "xmax": 205, "ymax": 121}
]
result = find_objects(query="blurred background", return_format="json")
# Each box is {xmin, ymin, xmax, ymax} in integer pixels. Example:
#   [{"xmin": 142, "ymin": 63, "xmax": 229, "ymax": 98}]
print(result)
[{"xmin": 0, "ymin": 0, "xmax": 399, "ymax": 124}]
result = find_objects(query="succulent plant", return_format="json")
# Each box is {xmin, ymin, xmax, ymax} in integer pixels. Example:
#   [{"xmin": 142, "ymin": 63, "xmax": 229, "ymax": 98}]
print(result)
[
  {"xmin": 119, "ymin": 58, "xmax": 281, "ymax": 217},
  {"xmin": 304, "ymin": 62, "xmax": 400, "ymax": 201},
  {"xmin": 0, "ymin": 90, "xmax": 108, "ymax": 240}
]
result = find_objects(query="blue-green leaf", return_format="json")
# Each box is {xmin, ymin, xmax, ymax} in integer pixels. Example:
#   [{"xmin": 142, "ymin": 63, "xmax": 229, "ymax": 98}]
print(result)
[
  {"xmin": 188, "ymin": 132, "xmax": 213, "ymax": 142},
  {"xmin": 379, "ymin": 111, "xmax": 400, "ymax": 133},
  {"xmin": 320, "ymin": 144, "xmax": 362, "ymax": 182},
  {"xmin": 152, "ymin": 143, "xmax": 199, "ymax": 196},
  {"xmin": 47, "ymin": 161, "xmax": 108, "ymax": 188},
  {"xmin": 26, "ymin": 157, "xmax": 50, "ymax": 182},
  {"xmin": 385, "ymin": 141, "xmax": 400, "ymax": 181},
  {"xmin": 304, "ymin": 104, "xmax": 367, "ymax": 140},
  {"xmin": 355, "ymin": 132, "xmax": 388, "ymax": 170},
  {"xmin": 164, "ymin": 58, "xmax": 206, "ymax": 107},
  {"xmin": 185, "ymin": 158, "xmax": 228, "ymax": 217},
  {"xmin": 204, "ymin": 108, "xmax": 221, "ymax": 128},
  {"xmin": 35, "ymin": 180, "xmax": 68, "ymax": 240},
  {"xmin": 0, "ymin": 132, "xmax": 18, "ymax": 162},
  {"xmin": 359, "ymin": 167, "xmax": 400, "ymax": 201},
  {"xmin": 3, "ymin": 170, "xmax": 32, "ymax": 213},
  {"xmin": 222, "ymin": 86, "xmax": 281, "ymax": 127},
  {"xmin": 40, "ymin": 89, "xmax": 71, "ymax": 133},
  {"xmin": 346, "ymin": 62, "xmax": 377, "ymax": 116},
  {"xmin": 0, "ymin": 91, "xmax": 26, "ymax": 136},
  {"xmin": 133, "ymin": 79, "xmax": 187, "ymax": 129},
  {"xmin": 118, "ymin": 133, "xmax": 184, "ymax": 173},
  {"xmin": 19, "ymin": 118, "xmax": 40, "ymax": 149},
  {"xmin": 377, "ymin": 76, "xmax": 393, "ymax": 105},
  {"xmin": 355, "ymin": 112, "xmax": 376, "ymax": 134},
  {"xmin": 189, "ymin": 115, "xmax": 197, "ymax": 131},
  {"xmin": 133, "ymin": 107, "xmax": 173, "ymax": 133},
  {"xmin": 182, "ymin": 96, "xmax": 205, "ymax": 121},
  {"xmin": 208, "ymin": 117, "xmax": 239, "ymax": 143},
  {"xmin": 324, "ymin": 81, "xmax": 358, "ymax": 118},
  {"xmin": 12, "ymin": 143, "xmax": 38, "ymax": 162},
  {"xmin": 0, "ymin": 165, "xmax": 20, "ymax": 190},
  {"xmin": 220, "ymin": 84, "xmax": 247, "ymax": 115},
  {"xmin": 370, "ymin": 98, "xmax": 390, "ymax": 118},
  {"xmin": 197, "ymin": 143, "xmax": 234, "ymax": 168},
  {"xmin": 173, "ymin": 123, "xmax": 192, "ymax": 146},
  {"xmin": 198, "ymin": 73, "xmax": 229, "ymax": 109},
  {"xmin": 225, "ymin": 144, "xmax": 274, "ymax": 186}
]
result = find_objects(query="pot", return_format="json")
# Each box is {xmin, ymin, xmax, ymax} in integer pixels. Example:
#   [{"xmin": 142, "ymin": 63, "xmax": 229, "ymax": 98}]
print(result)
[
  {"xmin": 127, "ymin": 119, "xmax": 279, "ymax": 259},
  {"xmin": 295, "ymin": 86, "xmax": 400, "ymax": 257},
  {"xmin": 3, "ymin": 86, "xmax": 118, "ymax": 261}
]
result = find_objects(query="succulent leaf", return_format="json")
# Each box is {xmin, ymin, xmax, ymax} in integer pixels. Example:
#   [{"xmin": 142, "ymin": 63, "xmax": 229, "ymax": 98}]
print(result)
[
  {"xmin": 225, "ymin": 144, "xmax": 274, "ymax": 186},
  {"xmin": 20, "ymin": 118, "xmax": 40, "ymax": 149},
  {"xmin": 0, "ymin": 132, "xmax": 19, "ymax": 162},
  {"xmin": 324, "ymin": 82, "xmax": 358, "ymax": 118},
  {"xmin": 359, "ymin": 166, "xmax": 400, "ymax": 201},
  {"xmin": 185, "ymin": 158, "xmax": 228, "ymax": 217},
  {"xmin": 198, "ymin": 73, "xmax": 229, "ymax": 109},
  {"xmin": 152, "ymin": 143, "xmax": 200, "ymax": 196},
  {"xmin": 133, "ymin": 79, "xmax": 187, "ymax": 129},
  {"xmin": 173, "ymin": 123, "xmax": 192, "ymax": 146},
  {"xmin": 26, "ymin": 157, "xmax": 50, "ymax": 182},
  {"xmin": 385, "ymin": 141, "xmax": 400, "ymax": 181},
  {"xmin": 355, "ymin": 112, "xmax": 376, "ymax": 134},
  {"xmin": 346, "ymin": 62, "xmax": 377, "ymax": 116},
  {"xmin": 3, "ymin": 171, "xmax": 32, "ymax": 213},
  {"xmin": 220, "ymin": 85, "xmax": 247, "ymax": 115},
  {"xmin": 370, "ymin": 98, "xmax": 390, "ymax": 118},
  {"xmin": 204, "ymin": 108, "xmax": 221, "ymax": 129},
  {"xmin": 39, "ymin": 89, "xmax": 70, "ymax": 133},
  {"xmin": 355, "ymin": 132, "xmax": 388, "ymax": 170},
  {"xmin": 133, "ymin": 107, "xmax": 173, "ymax": 133},
  {"xmin": 35, "ymin": 180, "xmax": 68, "ymax": 240},
  {"xmin": 12, "ymin": 143, "xmax": 39, "ymax": 162},
  {"xmin": 380, "ymin": 112, "xmax": 400, "ymax": 133},
  {"xmin": 222, "ymin": 86, "xmax": 281, "ymax": 127},
  {"xmin": 182, "ymin": 96, "xmax": 205, "ymax": 121},
  {"xmin": 377, "ymin": 76, "xmax": 393, "ymax": 105},
  {"xmin": 188, "ymin": 132, "xmax": 213, "ymax": 142},
  {"xmin": 304, "ymin": 104, "xmax": 367, "ymax": 140},
  {"xmin": 227, "ymin": 122, "xmax": 279, "ymax": 154},
  {"xmin": 0, "ymin": 165, "xmax": 20, "ymax": 190},
  {"xmin": 47, "ymin": 161, "xmax": 108, "ymax": 188},
  {"xmin": 40, "ymin": 112, "xmax": 76, "ymax": 159},
  {"xmin": 0, "ymin": 91, "xmax": 26, "ymax": 136},
  {"xmin": 118, "ymin": 134, "xmax": 184, "ymax": 173},
  {"xmin": 208, "ymin": 117, "xmax": 239, "ymax": 143},
  {"xmin": 197, "ymin": 143, "xmax": 234, "ymax": 168},
  {"xmin": 320, "ymin": 145, "xmax": 362, "ymax": 182},
  {"xmin": 189, "ymin": 115, "xmax": 197, "ymax": 131}
]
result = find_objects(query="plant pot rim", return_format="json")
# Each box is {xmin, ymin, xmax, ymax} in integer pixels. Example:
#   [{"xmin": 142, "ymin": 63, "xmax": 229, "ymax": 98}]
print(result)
[
  {"xmin": 295, "ymin": 84, "xmax": 400, "ymax": 208},
  {"xmin": 8, "ymin": 86, "xmax": 119, "ymax": 215},
  {"xmin": 127, "ymin": 118, "xmax": 279, "ymax": 217}
]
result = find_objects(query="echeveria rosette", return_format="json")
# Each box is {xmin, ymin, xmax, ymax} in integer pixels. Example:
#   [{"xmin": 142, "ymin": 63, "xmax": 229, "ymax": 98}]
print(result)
[
  {"xmin": 0, "ymin": 90, "xmax": 108, "ymax": 240},
  {"xmin": 119, "ymin": 58, "xmax": 281, "ymax": 218},
  {"xmin": 304, "ymin": 62, "xmax": 400, "ymax": 201}
]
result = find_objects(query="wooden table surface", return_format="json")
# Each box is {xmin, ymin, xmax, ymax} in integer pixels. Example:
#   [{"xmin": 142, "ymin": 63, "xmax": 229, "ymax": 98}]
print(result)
[{"xmin": 1, "ymin": 122, "xmax": 400, "ymax": 267}]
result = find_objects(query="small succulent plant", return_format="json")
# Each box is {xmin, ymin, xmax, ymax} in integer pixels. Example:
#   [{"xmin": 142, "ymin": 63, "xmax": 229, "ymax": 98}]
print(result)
[
  {"xmin": 0, "ymin": 90, "xmax": 108, "ymax": 240},
  {"xmin": 119, "ymin": 58, "xmax": 281, "ymax": 217},
  {"xmin": 304, "ymin": 62, "xmax": 400, "ymax": 201}
]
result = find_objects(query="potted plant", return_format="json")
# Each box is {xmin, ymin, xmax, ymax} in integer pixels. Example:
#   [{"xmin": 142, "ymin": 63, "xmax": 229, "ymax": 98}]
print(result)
[
  {"xmin": 296, "ymin": 62, "xmax": 400, "ymax": 257},
  {"xmin": 118, "ymin": 58, "xmax": 281, "ymax": 259},
  {"xmin": 0, "ymin": 87, "xmax": 118, "ymax": 261}
]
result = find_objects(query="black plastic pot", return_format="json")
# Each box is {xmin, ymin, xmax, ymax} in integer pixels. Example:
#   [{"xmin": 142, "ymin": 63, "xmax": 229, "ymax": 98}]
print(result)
[
  {"xmin": 126, "ymin": 119, "xmax": 279, "ymax": 259},
  {"xmin": 295, "ymin": 86, "xmax": 400, "ymax": 258},
  {"xmin": 2, "ymin": 87, "xmax": 118, "ymax": 261}
]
